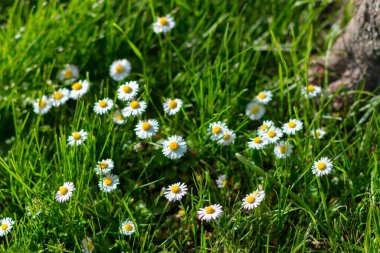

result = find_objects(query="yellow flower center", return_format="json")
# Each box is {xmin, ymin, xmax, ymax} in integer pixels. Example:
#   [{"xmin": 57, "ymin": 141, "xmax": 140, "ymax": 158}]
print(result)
[
  {"xmin": 124, "ymin": 224, "xmax": 133, "ymax": 231},
  {"xmin": 222, "ymin": 180, "xmax": 228, "ymax": 186},
  {"xmin": 100, "ymin": 162, "xmax": 108, "ymax": 169},
  {"xmin": 205, "ymin": 206, "xmax": 215, "ymax": 214},
  {"xmin": 72, "ymin": 132, "xmax": 81, "ymax": 140},
  {"xmin": 116, "ymin": 114, "xmax": 123, "ymax": 121},
  {"xmin": 142, "ymin": 122, "xmax": 151, "ymax": 131},
  {"xmin": 279, "ymin": 146, "xmax": 286, "ymax": 154},
  {"xmin": 268, "ymin": 130, "xmax": 276, "ymax": 138},
  {"xmin": 251, "ymin": 106, "xmax": 259, "ymax": 114},
  {"xmin": 86, "ymin": 241, "xmax": 93, "ymax": 249},
  {"xmin": 178, "ymin": 210, "xmax": 186, "ymax": 216},
  {"xmin": 99, "ymin": 101, "xmax": 107, "ymax": 108},
  {"xmin": 123, "ymin": 85, "xmax": 131, "ymax": 93},
  {"xmin": 54, "ymin": 92, "xmax": 63, "ymax": 100},
  {"xmin": 159, "ymin": 17, "xmax": 168, "ymax": 26},
  {"xmin": 253, "ymin": 137, "xmax": 261, "ymax": 143},
  {"xmin": 223, "ymin": 133, "xmax": 230, "ymax": 140},
  {"xmin": 64, "ymin": 69, "xmax": 72, "ymax": 79},
  {"xmin": 288, "ymin": 121, "xmax": 296, "ymax": 128},
  {"xmin": 130, "ymin": 101, "xmax": 139, "ymax": 109},
  {"xmin": 72, "ymin": 82, "xmax": 82, "ymax": 91},
  {"xmin": 316, "ymin": 131, "xmax": 321, "ymax": 137},
  {"xmin": 39, "ymin": 100, "xmax": 46, "ymax": 108},
  {"xmin": 169, "ymin": 141, "xmax": 179, "ymax": 151},
  {"xmin": 212, "ymin": 126, "xmax": 221, "ymax": 134},
  {"xmin": 171, "ymin": 185, "xmax": 180, "ymax": 193},
  {"xmin": 307, "ymin": 85, "xmax": 315, "ymax": 92},
  {"xmin": 59, "ymin": 187, "xmax": 68, "ymax": 195},
  {"xmin": 115, "ymin": 64, "xmax": 124, "ymax": 73},
  {"xmin": 246, "ymin": 196, "xmax": 255, "ymax": 203},
  {"xmin": 104, "ymin": 178, "xmax": 113, "ymax": 186},
  {"xmin": 1, "ymin": 223, "xmax": 8, "ymax": 231},
  {"xmin": 317, "ymin": 162, "xmax": 326, "ymax": 170},
  {"xmin": 168, "ymin": 100, "xmax": 177, "ymax": 109},
  {"xmin": 258, "ymin": 92, "xmax": 266, "ymax": 99},
  {"xmin": 260, "ymin": 125, "xmax": 268, "ymax": 131}
]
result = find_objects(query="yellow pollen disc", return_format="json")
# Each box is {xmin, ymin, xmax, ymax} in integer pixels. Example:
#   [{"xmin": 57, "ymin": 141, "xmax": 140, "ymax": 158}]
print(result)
[
  {"xmin": 39, "ymin": 100, "xmax": 46, "ymax": 108},
  {"xmin": 222, "ymin": 180, "xmax": 228, "ymax": 186},
  {"xmin": 258, "ymin": 93, "xmax": 266, "ymax": 99},
  {"xmin": 100, "ymin": 162, "xmax": 108, "ymax": 169},
  {"xmin": 142, "ymin": 122, "xmax": 151, "ymax": 131},
  {"xmin": 54, "ymin": 92, "xmax": 63, "ymax": 100},
  {"xmin": 316, "ymin": 131, "xmax": 321, "ymax": 137},
  {"xmin": 246, "ymin": 196, "xmax": 255, "ymax": 204},
  {"xmin": 251, "ymin": 106, "xmax": 259, "ymax": 114},
  {"xmin": 64, "ymin": 69, "xmax": 72, "ymax": 79},
  {"xmin": 72, "ymin": 132, "xmax": 81, "ymax": 140},
  {"xmin": 123, "ymin": 85, "xmax": 131, "ymax": 93},
  {"xmin": 288, "ymin": 121, "xmax": 296, "ymax": 128},
  {"xmin": 268, "ymin": 130, "xmax": 276, "ymax": 138},
  {"xmin": 130, "ymin": 101, "xmax": 139, "ymax": 109},
  {"xmin": 317, "ymin": 162, "xmax": 326, "ymax": 170},
  {"xmin": 168, "ymin": 100, "xmax": 177, "ymax": 109},
  {"xmin": 178, "ymin": 210, "xmax": 186, "ymax": 216},
  {"xmin": 116, "ymin": 114, "xmax": 123, "ymax": 121},
  {"xmin": 59, "ymin": 187, "xmax": 68, "ymax": 195},
  {"xmin": 104, "ymin": 178, "xmax": 113, "ymax": 186},
  {"xmin": 307, "ymin": 85, "xmax": 315, "ymax": 92},
  {"xmin": 223, "ymin": 133, "xmax": 230, "ymax": 140},
  {"xmin": 115, "ymin": 64, "xmax": 124, "ymax": 73},
  {"xmin": 124, "ymin": 224, "xmax": 133, "ymax": 231},
  {"xmin": 99, "ymin": 101, "xmax": 107, "ymax": 108},
  {"xmin": 279, "ymin": 146, "xmax": 286, "ymax": 154},
  {"xmin": 169, "ymin": 142, "xmax": 179, "ymax": 151},
  {"xmin": 1, "ymin": 224, "xmax": 8, "ymax": 230},
  {"xmin": 205, "ymin": 206, "xmax": 215, "ymax": 214},
  {"xmin": 260, "ymin": 125, "xmax": 268, "ymax": 131},
  {"xmin": 86, "ymin": 241, "xmax": 93, "ymax": 249},
  {"xmin": 72, "ymin": 82, "xmax": 82, "ymax": 91},
  {"xmin": 159, "ymin": 17, "xmax": 168, "ymax": 26},
  {"xmin": 171, "ymin": 185, "xmax": 180, "ymax": 193},
  {"xmin": 212, "ymin": 126, "xmax": 221, "ymax": 134},
  {"xmin": 253, "ymin": 137, "xmax": 261, "ymax": 143}
]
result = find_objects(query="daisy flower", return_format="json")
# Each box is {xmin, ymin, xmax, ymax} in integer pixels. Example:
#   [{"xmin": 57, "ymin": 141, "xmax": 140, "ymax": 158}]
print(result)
[
  {"xmin": 176, "ymin": 209, "xmax": 186, "ymax": 218},
  {"xmin": 117, "ymin": 81, "xmax": 139, "ymax": 101},
  {"xmin": 113, "ymin": 110, "xmax": 126, "ymax": 124},
  {"xmin": 33, "ymin": 95, "xmax": 52, "ymax": 115},
  {"xmin": 301, "ymin": 84, "xmax": 322, "ymax": 98},
  {"xmin": 248, "ymin": 136, "xmax": 268, "ymax": 150},
  {"xmin": 255, "ymin": 90, "xmax": 273, "ymax": 104},
  {"xmin": 122, "ymin": 100, "xmax": 147, "ymax": 117},
  {"xmin": 67, "ymin": 130, "xmax": 87, "ymax": 146},
  {"xmin": 163, "ymin": 98, "xmax": 183, "ymax": 115},
  {"xmin": 274, "ymin": 141, "xmax": 293, "ymax": 159},
  {"xmin": 69, "ymin": 80, "xmax": 90, "ymax": 100},
  {"xmin": 134, "ymin": 119, "xmax": 159, "ymax": 139},
  {"xmin": 257, "ymin": 120, "xmax": 274, "ymax": 136},
  {"xmin": 110, "ymin": 59, "xmax": 131, "ymax": 81},
  {"xmin": 55, "ymin": 182, "xmax": 75, "ymax": 203},
  {"xmin": 94, "ymin": 98, "xmax": 114, "ymax": 115},
  {"xmin": 162, "ymin": 135, "xmax": 187, "ymax": 159},
  {"xmin": 262, "ymin": 127, "xmax": 283, "ymax": 144},
  {"xmin": 94, "ymin": 159, "xmax": 114, "ymax": 175},
  {"xmin": 197, "ymin": 204, "xmax": 223, "ymax": 222},
  {"xmin": 282, "ymin": 119, "xmax": 303, "ymax": 135},
  {"xmin": 217, "ymin": 129, "xmax": 236, "ymax": 146},
  {"xmin": 120, "ymin": 220, "xmax": 135, "ymax": 236},
  {"xmin": 246, "ymin": 102, "xmax": 265, "ymax": 120},
  {"xmin": 311, "ymin": 128, "xmax": 326, "ymax": 139},
  {"xmin": 242, "ymin": 191, "xmax": 265, "ymax": 210},
  {"xmin": 153, "ymin": 15, "xmax": 175, "ymax": 34},
  {"xmin": 215, "ymin": 175, "xmax": 228, "ymax": 188},
  {"xmin": 99, "ymin": 174, "xmax": 119, "ymax": 192},
  {"xmin": 51, "ymin": 88, "xmax": 70, "ymax": 107},
  {"xmin": 208, "ymin": 121, "xmax": 228, "ymax": 141},
  {"xmin": 164, "ymin": 182, "xmax": 188, "ymax": 201},
  {"xmin": 312, "ymin": 157, "xmax": 333, "ymax": 177},
  {"xmin": 0, "ymin": 217, "xmax": 14, "ymax": 237},
  {"xmin": 58, "ymin": 64, "xmax": 79, "ymax": 83},
  {"xmin": 81, "ymin": 237, "xmax": 94, "ymax": 253}
]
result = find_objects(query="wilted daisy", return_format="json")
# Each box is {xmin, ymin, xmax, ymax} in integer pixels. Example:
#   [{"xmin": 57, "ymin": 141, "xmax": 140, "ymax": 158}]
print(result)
[
  {"xmin": 248, "ymin": 136, "xmax": 268, "ymax": 150},
  {"xmin": 257, "ymin": 120, "xmax": 274, "ymax": 136},
  {"xmin": 312, "ymin": 157, "xmax": 333, "ymax": 177},
  {"xmin": 208, "ymin": 121, "xmax": 228, "ymax": 141},
  {"xmin": 110, "ymin": 59, "xmax": 131, "ymax": 81},
  {"xmin": 58, "ymin": 64, "xmax": 79, "ymax": 83},
  {"xmin": 164, "ymin": 182, "xmax": 188, "ymax": 201},
  {"xmin": 81, "ymin": 237, "xmax": 94, "ymax": 253},
  {"xmin": 122, "ymin": 100, "xmax": 147, "ymax": 117},
  {"xmin": 69, "ymin": 80, "xmax": 90, "ymax": 100},
  {"xmin": 262, "ymin": 127, "xmax": 283, "ymax": 144},
  {"xmin": 25, "ymin": 199, "xmax": 43, "ymax": 218},
  {"xmin": 51, "ymin": 88, "xmax": 70, "ymax": 107},
  {"xmin": 246, "ymin": 102, "xmax": 265, "ymax": 120},
  {"xmin": 163, "ymin": 98, "xmax": 183, "ymax": 115},
  {"xmin": 274, "ymin": 141, "xmax": 293, "ymax": 159},
  {"xmin": 162, "ymin": 135, "xmax": 187, "ymax": 159},
  {"xmin": 134, "ymin": 119, "xmax": 159, "ymax": 139},
  {"xmin": 67, "ymin": 129, "xmax": 87, "ymax": 146},
  {"xmin": 217, "ymin": 129, "xmax": 236, "ymax": 146},
  {"xmin": 33, "ymin": 95, "xmax": 52, "ymax": 115},
  {"xmin": 197, "ymin": 204, "xmax": 223, "ymax": 222},
  {"xmin": 94, "ymin": 98, "xmax": 114, "ymax": 115},
  {"xmin": 117, "ymin": 81, "xmax": 139, "ymax": 101},
  {"xmin": 282, "ymin": 119, "xmax": 303, "ymax": 135},
  {"xmin": 242, "ymin": 191, "xmax": 265, "ymax": 210},
  {"xmin": 120, "ymin": 220, "xmax": 135, "ymax": 236},
  {"xmin": 301, "ymin": 84, "xmax": 322, "ymax": 98},
  {"xmin": 113, "ymin": 110, "xmax": 126, "ymax": 124},
  {"xmin": 0, "ymin": 217, "xmax": 15, "ymax": 237},
  {"xmin": 153, "ymin": 15, "xmax": 175, "ymax": 34},
  {"xmin": 311, "ymin": 128, "xmax": 326, "ymax": 139},
  {"xmin": 216, "ymin": 175, "xmax": 228, "ymax": 188},
  {"xmin": 55, "ymin": 182, "xmax": 75, "ymax": 203},
  {"xmin": 94, "ymin": 159, "xmax": 114, "ymax": 175},
  {"xmin": 99, "ymin": 174, "xmax": 119, "ymax": 192},
  {"xmin": 255, "ymin": 90, "xmax": 273, "ymax": 104}
]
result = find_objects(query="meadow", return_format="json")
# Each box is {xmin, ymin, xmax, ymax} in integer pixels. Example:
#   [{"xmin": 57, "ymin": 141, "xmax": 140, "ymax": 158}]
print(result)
[{"xmin": 0, "ymin": 0, "xmax": 380, "ymax": 252}]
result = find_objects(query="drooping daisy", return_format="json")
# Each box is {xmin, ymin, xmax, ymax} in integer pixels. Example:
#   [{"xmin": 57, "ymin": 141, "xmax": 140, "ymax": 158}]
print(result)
[
  {"xmin": 257, "ymin": 120, "xmax": 274, "ymax": 136},
  {"xmin": 33, "ymin": 95, "xmax": 52, "ymax": 115},
  {"xmin": 311, "ymin": 128, "xmax": 326, "ymax": 139},
  {"xmin": 312, "ymin": 157, "xmax": 333, "ymax": 177},
  {"xmin": 120, "ymin": 220, "xmax": 135, "ymax": 236},
  {"xmin": 58, "ymin": 64, "xmax": 79, "ymax": 83},
  {"xmin": 113, "ymin": 110, "xmax": 126, "ymax": 125},
  {"xmin": 274, "ymin": 141, "xmax": 293, "ymax": 159},
  {"xmin": 208, "ymin": 121, "xmax": 228, "ymax": 141},
  {"xmin": 51, "ymin": 88, "xmax": 70, "ymax": 107},
  {"xmin": 197, "ymin": 204, "xmax": 223, "ymax": 222},
  {"xmin": 262, "ymin": 127, "xmax": 283, "ymax": 144},
  {"xmin": 122, "ymin": 100, "xmax": 147, "ymax": 117},
  {"xmin": 176, "ymin": 209, "xmax": 186, "ymax": 218},
  {"xmin": 164, "ymin": 182, "xmax": 188, "ymax": 201},
  {"xmin": 134, "ymin": 119, "xmax": 159, "ymax": 139},
  {"xmin": 282, "ymin": 119, "xmax": 303, "ymax": 135},
  {"xmin": 67, "ymin": 130, "xmax": 87, "ymax": 146},
  {"xmin": 0, "ymin": 217, "xmax": 15, "ymax": 237},
  {"xmin": 94, "ymin": 98, "xmax": 114, "ymax": 115},
  {"xmin": 248, "ymin": 136, "xmax": 268, "ymax": 150},
  {"xmin": 81, "ymin": 237, "xmax": 94, "ymax": 253},
  {"xmin": 246, "ymin": 102, "xmax": 265, "ymax": 120},
  {"xmin": 99, "ymin": 174, "xmax": 119, "ymax": 192},
  {"xmin": 69, "ymin": 80, "xmax": 90, "ymax": 100},
  {"xmin": 153, "ymin": 15, "xmax": 175, "ymax": 34},
  {"xmin": 162, "ymin": 135, "xmax": 187, "ymax": 159},
  {"xmin": 94, "ymin": 159, "xmax": 114, "ymax": 175},
  {"xmin": 110, "ymin": 59, "xmax": 131, "ymax": 81},
  {"xmin": 163, "ymin": 98, "xmax": 183, "ymax": 115},
  {"xmin": 117, "ymin": 81, "xmax": 139, "ymax": 101},
  {"xmin": 242, "ymin": 191, "xmax": 265, "ymax": 210},
  {"xmin": 215, "ymin": 175, "xmax": 228, "ymax": 188},
  {"xmin": 255, "ymin": 91, "xmax": 273, "ymax": 104},
  {"xmin": 217, "ymin": 129, "xmax": 236, "ymax": 146},
  {"xmin": 55, "ymin": 182, "xmax": 75, "ymax": 203},
  {"xmin": 301, "ymin": 84, "xmax": 322, "ymax": 98}
]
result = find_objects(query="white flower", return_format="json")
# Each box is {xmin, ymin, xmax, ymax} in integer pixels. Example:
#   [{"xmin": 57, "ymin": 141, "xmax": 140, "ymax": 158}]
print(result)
[
  {"xmin": 208, "ymin": 121, "xmax": 228, "ymax": 141},
  {"xmin": 311, "ymin": 128, "xmax": 326, "ymax": 139},
  {"xmin": 274, "ymin": 141, "xmax": 293, "ymax": 159},
  {"xmin": 33, "ymin": 95, "xmax": 52, "ymax": 115},
  {"xmin": 255, "ymin": 91, "xmax": 272, "ymax": 104},
  {"xmin": 81, "ymin": 237, "xmax": 94, "ymax": 253},
  {"xmin": 262, "ymin": 127, "xmax": 283, "ymax": 144},
  {"xmin": 248, "ymin": 136, "xmax": 268, "ymax": 150},
  {"xmin": 197, "ymin": 204, "xmax": 223, "ymax": 222},
  {"xmin": 282, "ymin": 119, "xmax": 303, "ymax": 135},
  {"xmin": 55, "ymin": 182, "xmax": 75, "ymax": 203},
  {"xmin": 257, "ymin": 120, "xmax": 274, "ymax": 136},
  {"xmin": 312, "ymin": 157, "xmax": 333, "ymax": 177},
  {"xmin": 117, "ymin": 81, "xmax": 139, "ymax": 101},
  {"xmin": 122, "ymin": 100, "xmax": 147, "ymax": 117},
  {"xmin": 301, "ymin": 85, "xmax": 322, "ymax": 98},
  {"xmin": 113, "ymin": 110, "xmax": 126, "ymax": 124},
  {"xmin": 217, "ymin": 129, "xmax": 236, "ymax": 146},
  {"xmin": 216, "ymin": 175, "xmax": 228, "ymax": 188},
  {"xmin": 120, "ymin": 220, "xmax": 135, "ymax": 236},
  {"xmin": 99, "ymin": 174, "xmax": 119, "ymax": 192},
  {"xmin": 70, "ymin": 80, "xmax": 90, "ymax": 100},
  {"xmin": 134, "ymin": 119, "xmax": 159, "ymax": 139},
  {"xmin": 153, "ymin": 15, "xmax": 175, "ymax": 34},
  {"xmin": 246, "ymin": 102, "xmax": 265, "ymax": 120},
  {"xmin": 67, "ymin": 130, "xmax": 88, "ymax": 146},
  {"xmin": 51, "ymin": 88, "xmax": 70, "ymax": 107},
  {"xmin": 242, "ymin": 191, "xmax": 265, "ymax": 210},
  {"xmin": 164, "ymin": 182, "xmax": 188, "ymax": 201},
  {"xmin": 163, "ymin": 98, "xmax": 183, "ymax": 115},
  {"xmin": 58, "ymin": 64, "xmax": 79, "ymax": 83},
  {"xmin": 94, "ymin": 159, "xmax": 114, "ymax": 175},
  {"xmin": 110, "ymin": 59, "xmax": 131, "ymax": 81},
  {"xmin": 0, "ymin": 217, "xmax": 15, "ymax": 237},
  {"xmin": 162, "ymin": 135, "xmax": 187, "ymax": 159},
  {"xmin": 94, "ymin": 98, "xmax": 114, "ymax": 115}
]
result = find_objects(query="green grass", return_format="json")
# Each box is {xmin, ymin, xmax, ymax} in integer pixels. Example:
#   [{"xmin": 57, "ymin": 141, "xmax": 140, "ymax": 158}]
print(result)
[{"xmin": 0, "ymin": 0, "xmax": 380, "ymax": 252}]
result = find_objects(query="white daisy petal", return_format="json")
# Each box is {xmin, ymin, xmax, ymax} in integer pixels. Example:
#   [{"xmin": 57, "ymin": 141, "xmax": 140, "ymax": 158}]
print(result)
[
  {"xmin": 113, "ymin": 110, "xmax": 126, "ymax": 125},
  {"xmin": 120, "ymin": 220, "xmax": 136, "ymax": 236},
  {"xmin": 208, "ymin": 121, "xmax": 228, "ymax": 141},
  {"xmin": 110, "ymin": 59, "xmax": 131, "ymax": 81},
  {"xmin": 262, "ymin": 127, "xmax": 283, "ymax": 144},
  {"xmin": 197, "ymin": 204, "xmax": 223, "ymax": 222},
  {"xmin": 134, "ymin": 119, "xmax": 159, "ymax": 139},
  {"xmin": 81, "ymin": 237, "xmax": 94, "ymax": 253},
  {"xmin": 312, "ymin": 157, "xmax": 333, "ymax": 177},
  {"xmin": 301, "ymin": 85, "xmax": 322, "ymax": 98},
  {"xmin": 257, "ymin": 120, "xmax": 274, "ymax": 136},
  {"xmin": 99, "ymin": 174, "xmax": 119, "ymax": 192},
  {"xmin": 245, "ymin": 102, "xmax": 265, "ymax": 120},
  {"xmin": 164, "ymin": 182, "xmax": 188, "ymax": 201},
  {"xmin": 117, "ymin": 81, "xmax": 139, "ymax": 101},
  {"xmin": 242, "ymin": 191, "xmax": 265, "ymax": 210},
  {"xmin": 33, "ymin": 95, "xmax": 52, "ymax": 115},
  {"xmin": 248, "ymin": 136, "xmax": 268, "ymax": 150},
  {"xmin": 153, "ymin": 15, "xmax": 175, "ymax": 34},
  {"xmin": 162, "ymin": 135, "xmax": 187, "ymax": 160},
  {"xmin": 217, "ymin": 129, "xmax": 236, "ymax": 146},
  {"xmin": 70, "ymin": 80, "xmax": 90, "ymax": 100},
  {"xmin": 94, "ymin": 98, "xmax": 114, "ymax": 115},
  {"xmin": 122, "ymin": 100, "xmax": 147, "ymax": 117},
  {"xmin": 274, "ymin": 141, "xmax": 293, "ymax": 159},
  {"xmin": 67, "ymin": 129, "xmax": 88, "ymax": 146},
  {"xmin": 163, "ymin": 98, "xmax": 183, "ymax": 115},
  {"xmin": 311, "ymin": 128, "xmax": 326, "ymax": 139},
  {"xmin": 51, "ymin": 88, "xmax": 70, "ymax": 107},
  {"xmin": 94, "ymin": 159, "xmax": 114, "ymax": 175},
  {"xmin": 58, "ymin": 64, "xmax": 79, "ymax": 83},
  {"xmin": 55, "ymin": 182, "xmax": 75, "ymax": 203},
  {"xmin": 215, "ymin": 175, "xmax": 228, "ymax": 188},
  {"xmin": 282, "ymin": 119, "xmax": 303, "ymax": 135},
  {"xmin": 255, "ymin": 90, "xmax": 273, "ymax": 104},
  {"xmin": 0, "ymin": 217, "xmax": 15, "ymax": 237}
]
